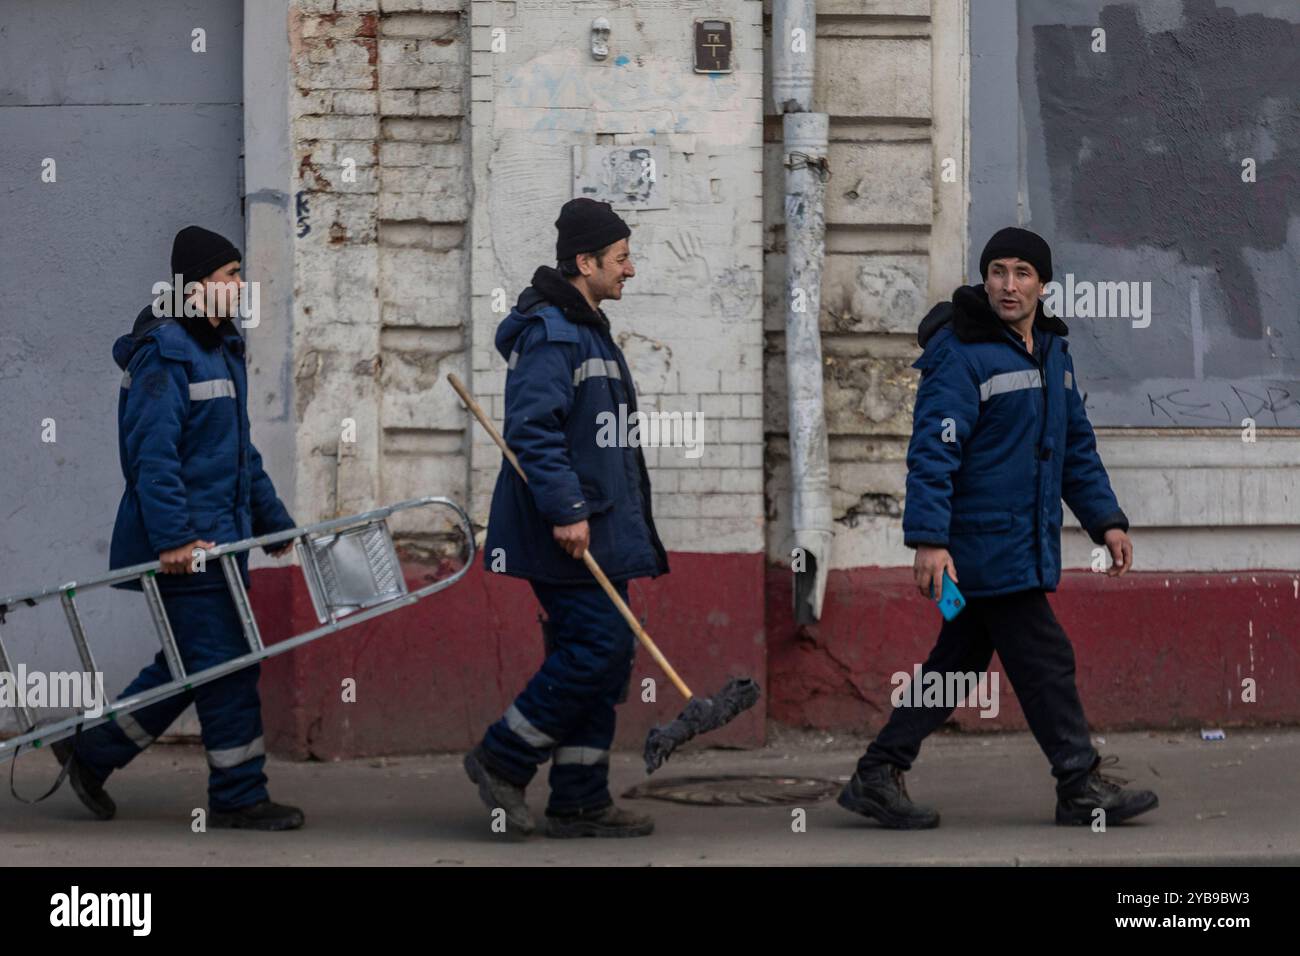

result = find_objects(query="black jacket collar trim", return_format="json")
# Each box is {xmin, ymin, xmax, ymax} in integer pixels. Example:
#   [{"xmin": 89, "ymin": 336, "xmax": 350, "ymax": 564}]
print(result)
[
  {"xmin": 525, "ymin": 266, "xmax": 610, "ymax": 332},
  {"xmin": 177, "ymin": 314, "xmax": 240, "ymax": 352},
  {"xmin": 918, "ymin": 284, "xmax": 1068, "ymax": 348}
]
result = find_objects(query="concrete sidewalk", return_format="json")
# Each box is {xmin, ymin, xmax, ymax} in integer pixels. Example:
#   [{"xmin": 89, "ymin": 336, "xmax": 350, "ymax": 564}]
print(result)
[{"xmin": 3, "ymin": 726, "xmax": 1296, "ymax": 866}]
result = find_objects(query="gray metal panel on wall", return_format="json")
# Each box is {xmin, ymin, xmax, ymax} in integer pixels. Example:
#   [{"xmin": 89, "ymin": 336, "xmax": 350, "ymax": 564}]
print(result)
[
  {"xmin": 970, "ymin": 0, "xmax": 1300, "ymax": 427},
  {"xmin": 0, "ymin": 0, "xmax": 243, "ymax": 105},
  {"xmin": 0, "ymin": 0, "xmax": 243, "ymax": 733},
  {"xmin": 242, "ymin": 0, "xmax": 295, "ymax": 573}
]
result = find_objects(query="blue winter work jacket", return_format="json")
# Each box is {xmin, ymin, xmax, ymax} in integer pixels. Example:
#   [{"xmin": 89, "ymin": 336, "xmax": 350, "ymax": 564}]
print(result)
[
  {"xmin": 902, "ymin": 284, "xmax": 1129, "ymax": 597},
  {"xmin": 109, "ymin": 309, "xmax": 295, "ymax": 592},
  {"xmin": 483, "ymin": 266, "xmax": 670, "ymax": 586}
]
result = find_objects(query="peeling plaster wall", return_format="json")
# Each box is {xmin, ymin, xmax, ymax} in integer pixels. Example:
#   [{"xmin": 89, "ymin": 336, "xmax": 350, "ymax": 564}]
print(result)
[
  {"xmin": 289, "ymin": 0, "xmax": 471, "ymax": 551},
  {"xmin": 762, "ymin": 0, "xmax": 958, "ymax": 571}
]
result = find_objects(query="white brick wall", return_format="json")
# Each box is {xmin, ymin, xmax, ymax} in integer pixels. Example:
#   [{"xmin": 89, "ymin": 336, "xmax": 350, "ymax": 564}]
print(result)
[{"xmin": 467, "ymin": 0, "xmax": 766, "ymax": 555}]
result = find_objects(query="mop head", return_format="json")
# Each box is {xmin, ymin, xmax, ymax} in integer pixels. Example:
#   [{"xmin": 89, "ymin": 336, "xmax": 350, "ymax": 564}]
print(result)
[{"xmin": 643, "ymin": 677, "xmax": 761, "ymax": 774}]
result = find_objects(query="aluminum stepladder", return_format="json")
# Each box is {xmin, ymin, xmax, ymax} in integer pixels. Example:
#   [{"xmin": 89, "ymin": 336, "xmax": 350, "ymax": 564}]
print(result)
[{"xmin": 0, "ymin": 496, "xmax": 475, "ymax": 767}]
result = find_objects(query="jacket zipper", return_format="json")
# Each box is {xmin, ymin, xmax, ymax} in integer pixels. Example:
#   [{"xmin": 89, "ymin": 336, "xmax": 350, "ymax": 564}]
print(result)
[
  {"xmin": 1009, "ymin": 329, "xmax": 1051, "ymax": 581},
  {"xmin": 1033, "ymin": 334, "xmax": 1050, "ymax": 580}
]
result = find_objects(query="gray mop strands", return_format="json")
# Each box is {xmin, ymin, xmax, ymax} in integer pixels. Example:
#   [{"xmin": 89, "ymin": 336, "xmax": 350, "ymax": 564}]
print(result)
[{"xmin": 643, "ymin": 677, "xmax": 761, "ymax": 774}]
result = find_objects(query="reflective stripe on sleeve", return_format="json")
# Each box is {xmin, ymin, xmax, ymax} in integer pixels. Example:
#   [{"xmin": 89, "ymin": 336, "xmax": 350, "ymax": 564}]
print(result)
[
  {"xmin": 978, "ymin": 369, "xmax": 1041, "ymax": 402},
  {"xmin": 189, "ymin": 378, "xmax": 236, "ymax": 402}
]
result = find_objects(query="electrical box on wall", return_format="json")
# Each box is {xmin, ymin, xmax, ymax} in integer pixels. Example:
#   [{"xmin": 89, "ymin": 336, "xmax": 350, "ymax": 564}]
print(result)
[
  {"xmin": 572, "ymin": 145, "xmax": 670, "ymax": 210},
  {"xmin": 694, "ymin": 19, "xmax": 733, "ymax": 73}
]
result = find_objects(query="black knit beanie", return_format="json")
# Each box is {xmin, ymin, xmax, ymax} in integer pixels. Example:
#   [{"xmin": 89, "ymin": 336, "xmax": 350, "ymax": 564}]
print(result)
[
  {"xmin": 172, "ymin": 225, "xmax": 241, "ymax": 289},
  {"xmin": 555, "ymin": 198, "xmax": 630, "ymax": 260},
  {"xmin": 979, "ymin": 226, "xmax": 1052, "ymax": 284}
]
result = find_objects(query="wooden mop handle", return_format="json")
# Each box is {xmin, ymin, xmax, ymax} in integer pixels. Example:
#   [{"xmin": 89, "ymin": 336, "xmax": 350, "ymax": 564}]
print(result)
[{"xmin": 448, "ymin": 373, "xmax": 694, "ymax": 700}]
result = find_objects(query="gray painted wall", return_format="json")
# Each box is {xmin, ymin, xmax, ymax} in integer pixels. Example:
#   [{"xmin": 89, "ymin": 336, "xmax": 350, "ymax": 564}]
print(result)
[
  {"xmin": 0, "ymin": 0, "xmax": 244, "ymax": 732},
  {"xmin": 970, "ymin": 0, "xmax": 1300, "ymax": 427},
  {"xmin": 241, "ymin": 0, "xmax": 296, "ymax": 569}
]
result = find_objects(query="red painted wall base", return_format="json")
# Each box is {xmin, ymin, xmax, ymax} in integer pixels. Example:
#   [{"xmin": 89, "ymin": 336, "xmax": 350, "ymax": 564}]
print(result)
[
  {"xmin": 767, "ymin": 566, "xmax": 1300, "ymax": 732},
  {"xmin": 252, "ymin": 552, "xmax": 766, "ymax": 760},
  {"xmin": 252, "ymin": 557, "xmax": 1299, "ymax": 760}
]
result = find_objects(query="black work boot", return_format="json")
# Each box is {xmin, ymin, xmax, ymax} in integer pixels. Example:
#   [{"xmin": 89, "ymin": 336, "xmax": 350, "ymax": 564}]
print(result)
[
  {"xmin": 50, "ymin": 740, "xmax": 116, "ymax": 821},
  {"xmin": 838, "ymin": 762, "xmax": 940, "ymax": 829},
  {"xmin": 463, "ymin": 745, "xmax": 536, "ymax": 836},
  {"xmin": 544, "ymin": 802, "xmax": 654, "ymax": 838},
  {"xmin": 209, "ymin": 799, "xmax": 305, "ymax": 831},
  {"xmin": 1055, "ymin": 755, "xmax": 1158, "ymax": 826}
]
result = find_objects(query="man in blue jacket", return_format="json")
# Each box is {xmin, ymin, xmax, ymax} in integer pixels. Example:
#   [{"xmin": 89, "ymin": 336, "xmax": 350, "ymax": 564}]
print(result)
[
  {"xmin": 52, "ymin": 226, "xmax": 304, "ymax": 831},
  {"xmin": 838, "ymin": 227, "xmax": 1159, "ymax": 829},
  {"xmin": 463, "ymin": 199, "xmax": 668, "ymax": 838}
]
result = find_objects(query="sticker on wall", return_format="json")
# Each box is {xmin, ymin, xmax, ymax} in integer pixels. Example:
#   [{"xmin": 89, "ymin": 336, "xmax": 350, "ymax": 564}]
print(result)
[{"xmin": 572, "ymin": 145, "xmax": 669, "ymax": 210}]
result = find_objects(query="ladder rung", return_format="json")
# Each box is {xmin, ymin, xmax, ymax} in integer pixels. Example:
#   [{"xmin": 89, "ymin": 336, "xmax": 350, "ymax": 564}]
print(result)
[
  {"xmin": 220, "ymin": 554, "xmax": 264, "ymax": 654},
  {"xmin": 0, "ymin": 621, "xmax": 35, "ymax": 733},
  {"xmin": 59, "ymin": 589, "xmax": 99, "ymax": 677},
  {"xmin": 139, "ymin": 573, "xmax": 186, "ymax": 681}
]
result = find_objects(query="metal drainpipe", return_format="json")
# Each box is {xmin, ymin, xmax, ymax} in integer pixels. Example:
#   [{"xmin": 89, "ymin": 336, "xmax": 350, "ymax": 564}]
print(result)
[{"xmin": 773, "ymin": 0, "xmax": 832, "ymax": 623}]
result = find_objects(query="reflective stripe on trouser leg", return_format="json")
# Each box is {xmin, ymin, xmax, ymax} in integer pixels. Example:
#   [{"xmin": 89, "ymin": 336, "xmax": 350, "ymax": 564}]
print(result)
[
  {"xmin": 505, "ymin": 703, "xmax": 557, "ymax": 750},
  {"xmin": 117, "ymin": 713, "xmax": 156, "ymax": 749},
  {"xmin": 207, "ymin": 736, "xmax": 266, "ymax": 769},
  {"xmin": 479, "ymin": 701, "xmax": 558, "ymax": 788},
  {"xmin": 552, "ymin": 746, "xmax": 609, "ymax": 766},
  {"xmin": 165, "ymin": 589, "xmax": 270, "ymax": 812},
  {"xmin": 71, "ymin": 650, "xmax": 195, "ymax": 784},
  {"xmin": 545, "ymin": 654, "xmax": 627, "ymax": 814},
  {"xmin": 481, "ymin": 580, "xmax": 633, "ymax": 791},
  {"xmin": 539, "ymin": 580, "xmax": 634, "ymax": 815}
]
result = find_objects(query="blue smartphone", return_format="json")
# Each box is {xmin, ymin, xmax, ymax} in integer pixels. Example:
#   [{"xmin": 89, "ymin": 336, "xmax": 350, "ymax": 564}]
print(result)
[{"xmin": 929, "ymin": 571, "xmax": 965, "ymax": 620}]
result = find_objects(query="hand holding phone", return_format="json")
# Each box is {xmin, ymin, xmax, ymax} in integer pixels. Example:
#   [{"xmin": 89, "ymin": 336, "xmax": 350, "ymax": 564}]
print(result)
[{"xmin": 929, "ymin": 570, "xmax": 965, "ymax": 620}]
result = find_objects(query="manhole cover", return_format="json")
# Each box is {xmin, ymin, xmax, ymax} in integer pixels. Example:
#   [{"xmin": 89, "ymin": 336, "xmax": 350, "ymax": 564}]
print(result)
[{"xmin": 622, "ymin": 774, "xmax": 840, "ymax": 807}]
